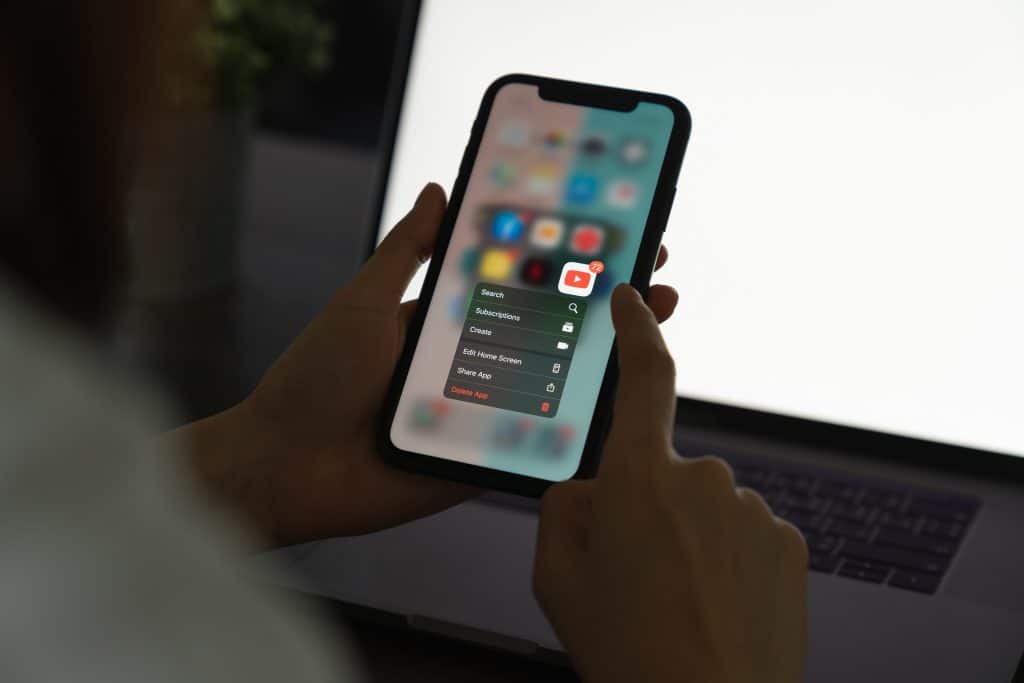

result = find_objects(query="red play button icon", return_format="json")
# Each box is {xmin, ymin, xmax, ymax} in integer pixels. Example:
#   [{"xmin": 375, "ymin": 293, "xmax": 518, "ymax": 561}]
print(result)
[
  {"xmin": 563, "ymin": 269, "xmax": 591, "ymax": 288},
  {"xmin": 558, "ymin": 261, "xmax": 597, "ymax": 297}
]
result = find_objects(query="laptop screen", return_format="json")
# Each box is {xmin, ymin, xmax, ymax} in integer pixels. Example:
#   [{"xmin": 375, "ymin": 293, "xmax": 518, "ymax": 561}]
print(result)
[{"xmin": 376, "ymin": 0, "xmax": 1024, "ymax": 458}]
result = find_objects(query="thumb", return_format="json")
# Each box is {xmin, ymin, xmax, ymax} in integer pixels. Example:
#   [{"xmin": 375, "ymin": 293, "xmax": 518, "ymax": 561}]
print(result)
[
  {"xmin": 350, "ymin": 183, "xmax": 446, "ymax": 304},
  {"xmin": 601, "ymin": 284, "xmax": 677, "ymax": 473}
]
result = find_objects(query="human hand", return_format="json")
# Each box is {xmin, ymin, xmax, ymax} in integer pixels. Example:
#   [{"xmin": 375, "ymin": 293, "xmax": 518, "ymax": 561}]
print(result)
[
  {"xmin": 533, "ymin": 285, "xmax": 809, "ymax": 683},
  {"xmin": 181, "ymin": 185, "xmax": 680, "ymax": 546}
]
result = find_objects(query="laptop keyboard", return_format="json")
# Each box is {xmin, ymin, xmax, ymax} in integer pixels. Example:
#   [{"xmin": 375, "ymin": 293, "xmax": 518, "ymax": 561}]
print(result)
[{"xmin": 714, "ymin": 456, "xmax": 981, "ymax": 594}]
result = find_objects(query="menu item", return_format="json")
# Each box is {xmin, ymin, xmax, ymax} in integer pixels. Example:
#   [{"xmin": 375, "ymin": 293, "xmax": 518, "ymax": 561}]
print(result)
[{"xmin": 444, "ymin": 283, "xmax": 586, "ymax": 417}]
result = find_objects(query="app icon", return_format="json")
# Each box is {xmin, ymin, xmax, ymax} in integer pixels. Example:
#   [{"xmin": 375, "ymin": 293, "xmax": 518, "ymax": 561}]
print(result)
[
  {"xmin": 449, "ymin": 294, "xmax": 467, "ymax": 321},
  {"xmin": 558, "ymin": 261, "xmax": 597, "ymax": 297},
  {"xmin": 479, "ymin": 248, "xmax": 516, "ymax": 281},
  {"xmin": 536, "ymin": 424, "xmax": 576, "ymax": 455},
  {"xmin": 459, "ymin": 247, "xmax": 481, "ymax": 274},
  {"xmin": 551, "ymin": 362, "xmax": 562, "ymax": 374},
  {"xmin": 556, "ymin": 341, "xmax": 571, "ymax": 350},
  {"xmin": 565, "ymin": 174, "xmax": 598, "ymax": 204},
  {"xmin": 546, "ymin": 382, "xmax": 557, "ymax": 393},
  {"xmin": 530, "ymin": 217, "xmax": 563, "ymax": 249},
  {"xmin": 580, "ymin": 135, "xmax": 608, "ymax": 157},
  {"xmin": 562, "ymin": 269, "xmax": 591, "ymax": 289},
  {"xmin": 411, "ymin": 398, "xmax": 451, "ymax": 429},
  {"xmin": 561, "ymin": 322, "xmax": 575, "ymax": 333},
  {"xmin": 490, "ymin": 211, "xmax": 525, "ymax": 242},
  {"xmin": 489, "ymin": 162, "xmax": 518, "ymax": 188},
  {"xmin": 499, "ymin": 120, "xmax": 529, "ymax": 147},
  {"xmin": 570, "ymin": 224, "xmax": 605, "ymax": 256},
  {"xmin": 526, "ymin": 163, "xmax": 559, "ymax": 195},
  {"xmin": 540, "ymin": 402, "xmax": 551, "ymax": 413},
  {"xmin": 620, "ymin": 138, "xmax": 649, "ymax": 165},
  {"xmin": 494, "ymin": 418, "xmax": 533, "ymax": 447},
  {"xmin": 542, "ymin": 129, "xmax": 569, "ymax": 149},
  {"xmin": 520, "ymin": 257, "xmax": 551, "ymax": 285},
  {"xmin": 607, "ymin": 180, "xmax": 637, "ymax": 208}
]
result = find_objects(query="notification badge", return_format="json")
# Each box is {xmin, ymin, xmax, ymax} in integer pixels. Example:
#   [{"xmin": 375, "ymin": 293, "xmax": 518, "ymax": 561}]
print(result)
[{"xmin": 558, "ymin": 261, "xmax": 597, "ymax": 297}]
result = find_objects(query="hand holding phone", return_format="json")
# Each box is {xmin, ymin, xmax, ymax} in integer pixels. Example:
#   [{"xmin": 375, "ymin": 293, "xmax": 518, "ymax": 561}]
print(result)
[
  {"xmin": 185, "ymin": 178, "xmax": 677, "ymax": 547},
  {"xmin": 380, "ymin": 74, "xmax": 691, "ymax": 495}
]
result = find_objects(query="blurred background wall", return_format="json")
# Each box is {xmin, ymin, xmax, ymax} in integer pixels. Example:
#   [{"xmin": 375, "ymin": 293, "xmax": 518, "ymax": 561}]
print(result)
[{"xmin": 116, "ymin": 1, "xmax": 410, "ymax": 423}]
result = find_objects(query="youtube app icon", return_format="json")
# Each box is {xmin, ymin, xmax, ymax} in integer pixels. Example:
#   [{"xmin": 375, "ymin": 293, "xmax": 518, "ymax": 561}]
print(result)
[{"xmin": 558, "ymin": 261, "xmax": 597, "ymax": 297}]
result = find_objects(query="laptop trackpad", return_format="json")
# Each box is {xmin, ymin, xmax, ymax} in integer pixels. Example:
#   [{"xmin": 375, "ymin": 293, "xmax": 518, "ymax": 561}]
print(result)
[{"xmin": 807, "ymin": 572, "xmax": 1024, "ymax": 681}]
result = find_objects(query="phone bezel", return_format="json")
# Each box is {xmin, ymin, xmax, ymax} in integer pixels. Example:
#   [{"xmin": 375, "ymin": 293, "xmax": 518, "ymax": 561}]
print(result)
[{"xmin": 377, "ymin": 74, "xmax": 692, "ymax": 497}]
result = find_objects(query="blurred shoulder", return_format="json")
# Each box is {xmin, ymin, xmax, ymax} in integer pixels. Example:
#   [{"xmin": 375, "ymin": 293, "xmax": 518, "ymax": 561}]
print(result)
[
  {"xmin": 0, "ymin": 280, "xmax": 362, "ymax": 682},
  {"xmin": 0, "ymin": 278, "xmax": 173, "ymax": 478}
]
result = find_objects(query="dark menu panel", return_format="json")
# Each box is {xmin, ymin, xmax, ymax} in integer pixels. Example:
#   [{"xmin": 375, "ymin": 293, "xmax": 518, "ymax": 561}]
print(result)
[{"xmin": 444, "ymin": 283, "xmax": 587, "ymax": 417}]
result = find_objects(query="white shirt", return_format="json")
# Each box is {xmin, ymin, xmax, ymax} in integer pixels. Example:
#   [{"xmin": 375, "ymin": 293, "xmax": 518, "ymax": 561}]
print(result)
[{"xmin": 0, "ymin": 285, "xmax": 360, "ymax": 682}]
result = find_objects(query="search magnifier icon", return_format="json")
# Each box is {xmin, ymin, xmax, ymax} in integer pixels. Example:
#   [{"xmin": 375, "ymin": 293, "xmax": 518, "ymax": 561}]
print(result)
[{"xmin": 568, "ymin": 302, "xmax": 579, "ymax": 315}]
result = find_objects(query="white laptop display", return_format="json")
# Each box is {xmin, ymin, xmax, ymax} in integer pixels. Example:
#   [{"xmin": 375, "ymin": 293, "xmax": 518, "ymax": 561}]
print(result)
[{"xmin": 379, "ymin": 0, "xmax": 1024, "ymax": 457}]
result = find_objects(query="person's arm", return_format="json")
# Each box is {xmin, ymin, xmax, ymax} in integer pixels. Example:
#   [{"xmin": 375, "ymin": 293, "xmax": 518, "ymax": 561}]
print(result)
[
  {"xmin": 167, "ymin": 183, "xmax": 680, "ymax": 547},
  {"xmin": 159, "ymin": 184, "xmax": 470, "ymax": 547},
  {"xmin": 533, "ymin": 285, "xmax": 809, "ymax": 683}
]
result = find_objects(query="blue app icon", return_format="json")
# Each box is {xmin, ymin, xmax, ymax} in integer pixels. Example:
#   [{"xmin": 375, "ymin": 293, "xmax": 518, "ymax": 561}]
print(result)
[
  {"xmin": 448, "ymin": 293, "xmax": 467, "ymax": 321},
  {"xmin": 491, "ymin": 211, "xmax": 525, "ymax": 242},
  {"xmin": 565, "ymin": 174, "xmax": 598, "ymax": 204}
]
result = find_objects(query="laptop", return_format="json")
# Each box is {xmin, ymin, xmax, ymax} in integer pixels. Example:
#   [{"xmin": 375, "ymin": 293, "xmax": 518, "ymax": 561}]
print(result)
[{"xmin": 271, "ymin": 1, "xmax": 1024, "ymax": 679}]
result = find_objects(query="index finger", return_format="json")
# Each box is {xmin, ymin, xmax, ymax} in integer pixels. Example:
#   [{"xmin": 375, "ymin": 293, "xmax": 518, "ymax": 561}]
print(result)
[{"xmin": 601, "ymin": 284, "xmax": 678, "ymax": 469}]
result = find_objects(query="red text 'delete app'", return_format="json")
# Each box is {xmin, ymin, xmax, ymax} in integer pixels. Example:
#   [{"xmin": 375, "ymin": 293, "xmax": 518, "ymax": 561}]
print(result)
[{"xmin": 558, "ymin": 261, "xmax": 597, "ymax": 297}]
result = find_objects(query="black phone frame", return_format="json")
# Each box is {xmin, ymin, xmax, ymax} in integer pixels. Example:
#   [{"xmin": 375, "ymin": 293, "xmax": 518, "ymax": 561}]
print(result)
[{"xmin": 376, "ymin": 73, "xmax": 692, "ymax": 497}]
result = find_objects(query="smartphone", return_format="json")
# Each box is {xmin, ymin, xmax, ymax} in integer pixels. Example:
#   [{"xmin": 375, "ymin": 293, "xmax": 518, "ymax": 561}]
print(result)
[{"xmin": 379, "ymin": 74, "xmax": 691, "ymax": 497}]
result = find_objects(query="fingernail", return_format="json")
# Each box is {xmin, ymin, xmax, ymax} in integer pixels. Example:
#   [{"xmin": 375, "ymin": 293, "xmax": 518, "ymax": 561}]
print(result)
[
  {"xmin": 414, "ymin": 184, "xmax": 430, "ymax": 207},
  {"xmin": 415, "ymin": 182, "xmax": 440, "ymax": 208}
]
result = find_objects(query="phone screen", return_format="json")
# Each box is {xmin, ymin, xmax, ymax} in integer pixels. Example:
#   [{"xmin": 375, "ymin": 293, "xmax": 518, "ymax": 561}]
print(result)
[{"xmin": 390, "ymin": 82, "xmax": 675, "ymax": 481}]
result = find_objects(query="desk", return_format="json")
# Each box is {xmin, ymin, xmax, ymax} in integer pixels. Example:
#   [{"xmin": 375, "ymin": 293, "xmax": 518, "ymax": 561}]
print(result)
[
  {"xmin": 346, "ymin": 614, "xmax": 577, "ymax": 682},
  {"xmin": 278, "ymin": 593, "xmax": 575, "ymax": 681}
]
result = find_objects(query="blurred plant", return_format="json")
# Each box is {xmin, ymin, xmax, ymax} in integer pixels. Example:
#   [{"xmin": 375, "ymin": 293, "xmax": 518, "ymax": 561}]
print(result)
[
  {"xmin": 160, "ymin": 0, "xmax": 334, "ymax": 110},
  {"xmin": 202, "ymin": 0, "xmax": 333, "ymax": 107}
]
